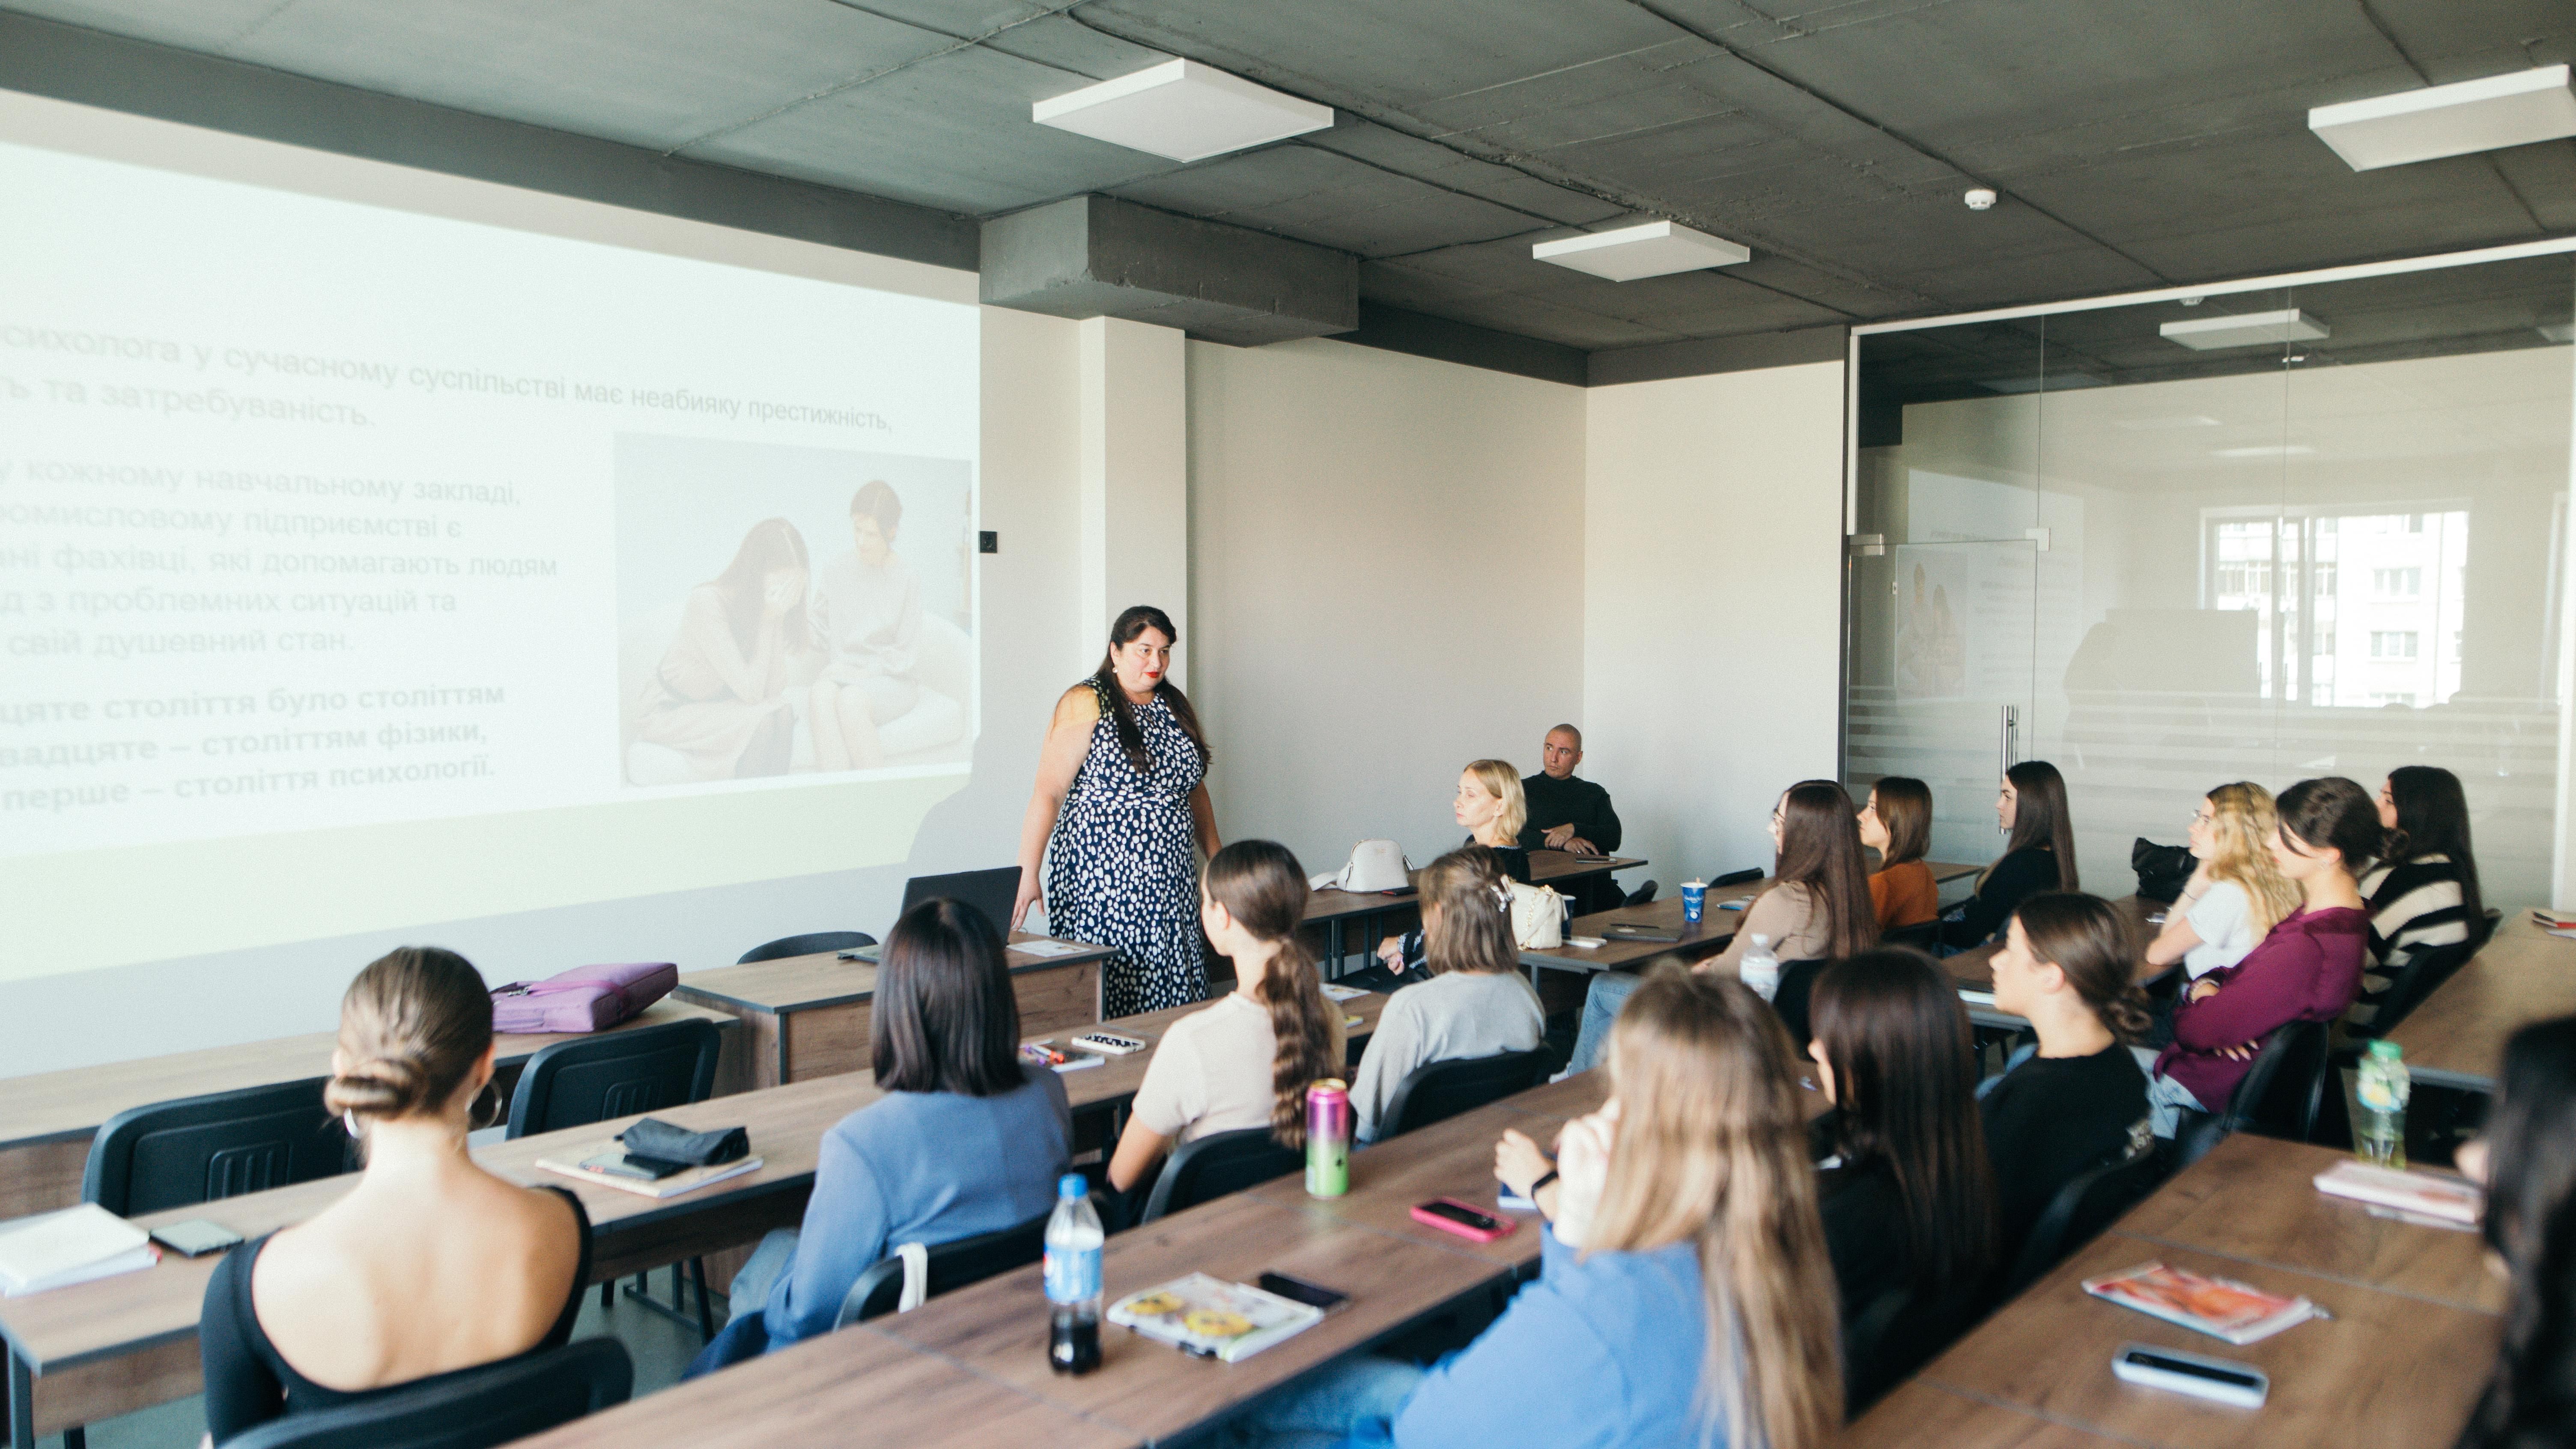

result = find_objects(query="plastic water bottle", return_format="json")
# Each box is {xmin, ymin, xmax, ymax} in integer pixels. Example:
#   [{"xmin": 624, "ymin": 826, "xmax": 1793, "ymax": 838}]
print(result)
[
  {"xmin": 1042, "ymin": 1173, "xmax": 1102, "ymax": 1374},
  {"xmin": 2356, "ymin": 1040, "xmax": 2411, "ymax": 1170},
  {"xmin": 1739, "ymin": 934, "xmax": 1781, "ymax": 1002}
]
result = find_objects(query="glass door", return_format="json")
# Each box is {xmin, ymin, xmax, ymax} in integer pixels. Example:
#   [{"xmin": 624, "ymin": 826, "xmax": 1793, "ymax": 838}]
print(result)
[{"xmin": 1846, "ymin": 321, "xmax": 2044, "ymax": 864}]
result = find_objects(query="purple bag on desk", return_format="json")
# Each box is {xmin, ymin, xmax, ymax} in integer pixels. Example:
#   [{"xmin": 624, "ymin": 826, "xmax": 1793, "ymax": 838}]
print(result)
[{"xmin": 489, "ymin": 961, "xmax": 677, "ymax": 1033}]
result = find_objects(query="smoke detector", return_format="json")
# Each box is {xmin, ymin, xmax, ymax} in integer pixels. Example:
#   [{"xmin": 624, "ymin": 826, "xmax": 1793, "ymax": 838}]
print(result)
[{"xmin": 1964, "ymin": 188, "xmax": 1997, "ymax": 211}]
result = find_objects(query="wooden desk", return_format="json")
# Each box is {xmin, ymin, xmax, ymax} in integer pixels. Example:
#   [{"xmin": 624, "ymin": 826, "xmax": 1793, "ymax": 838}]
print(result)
[
  {"xmin": 1306, "ymin": 852, "xmax": 1646, "ymax": 974},
  {"xmin": 2389, "ymin": 913, "xmax": 2576, "ymax": 1092},
  {"xmin": 1924, "ymin": 859, "xmax": 1986, "ymax": 885},
  {"xmin": 0, "ymin": 990, "xmax": 1385, "ymax": 1445},
  {"xmin": 0, "ymin": 1001, "xmax": 742, "ymax": 1221},
  {"xmin": 1841, "ymin": 1380, "xmax": 2121, "ymax": 1448},
  {"xmin": 1516, "ymin": 883, "xmax": 1758, "ymax": 985},
  {"xmin": 677, "ymin": 934, "xmax": 1114, "ymax": 1089},
  {"xmin": 504, "ymin": 1318, "xmax": 1141, "ymax": 1449},
  {"xmin": 1885, "ymin": 1135, "xmax": 2502, "ymax": 1449}
]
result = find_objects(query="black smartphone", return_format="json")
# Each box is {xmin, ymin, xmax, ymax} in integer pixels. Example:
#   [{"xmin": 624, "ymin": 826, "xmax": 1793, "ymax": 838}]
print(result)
[
  {"xmin": 149, "ymin": 1219, "xmax": 244, "ymax": 1258},
  {"xmin": 1257, "ymin": 1271, "xmax": 1351, "ymax": 1313}
]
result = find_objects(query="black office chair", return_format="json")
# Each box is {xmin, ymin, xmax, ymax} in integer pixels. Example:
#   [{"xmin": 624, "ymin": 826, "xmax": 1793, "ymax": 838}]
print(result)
[
  {"xmin": 507, "ymin": 1018, "xmax": 723, "ymax": 1332},
  {"xmin": 1139, "ymin": 1128, "xmax": 1303, "ymax": 1224},
  {"xmin": 1622, "ymin": 880, "xmax": 1658, "ymax": 908},
  {"xmin": 2172, "ymin": 1017, "xmax": 2331, "ymax": 1169},
  {"xmin": 737, "ymin": 930, "xmax": 875, "ymax": 964},
  {"xmin": 831, "ymin": 1209, "xmax": 1055, "ymax": 1328},
  {"xmin": 1711, "ymin": 868, "xmax": 1764, "ymax": 887},
  {"xmin": 1378, "ymin": 1050, "xmax": 1550, "ymax": 1139},
  {"xmin": 84, "ymin": 1077, "xmax": 349, "ymax": 1216},
  {"xmin": 1882, "ymin": 921, "xmax": 1942, "ymax": 951},
  {"xmin": 1842, "ymin": 1278, "xmax": 1988, "ymax": 1414},
  {"xmin": 221, "ymin": 1338, "xmax": 633, "ymax": 1449},
  {"xmin": 2001, "ymin": 1138, "xmax": 2168, "ymax": 1297},
  {"xmin": 2359, "ymin": 938, "xmax": 2481, "ymax": 1038},
  {"xmin": 1765, "ymin": 960, "xmax": 1832, "ymax": 1050}
]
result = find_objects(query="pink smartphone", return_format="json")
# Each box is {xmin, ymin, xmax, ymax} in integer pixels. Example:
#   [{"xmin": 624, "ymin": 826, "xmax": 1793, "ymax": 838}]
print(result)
[{"xmin": 1411, "ymin": 1197, "xmax": 1517, "ymax": 1243}]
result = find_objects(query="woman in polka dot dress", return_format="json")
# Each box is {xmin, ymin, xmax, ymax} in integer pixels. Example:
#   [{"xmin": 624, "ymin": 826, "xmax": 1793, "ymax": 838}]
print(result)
[{"xmin": 1013, "ymin": 605, "xmax": 1221, "ymax": 1017}]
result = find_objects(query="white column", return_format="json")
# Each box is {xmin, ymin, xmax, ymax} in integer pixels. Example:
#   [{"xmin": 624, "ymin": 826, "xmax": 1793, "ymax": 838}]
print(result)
[
  {"xmin": 2553, "ymin": 358, "xmax": 2576, "ymax": 910},
  {"xmin": 1077, "ymin": 316, "xmax": 1190, "ymax": 684}
]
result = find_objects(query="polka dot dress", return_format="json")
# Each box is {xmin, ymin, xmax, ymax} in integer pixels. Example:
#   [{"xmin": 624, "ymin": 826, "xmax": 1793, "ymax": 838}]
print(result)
[{"xmin": 1044, "ymin": 679, "xmax": 1208, "ymax": 1017}]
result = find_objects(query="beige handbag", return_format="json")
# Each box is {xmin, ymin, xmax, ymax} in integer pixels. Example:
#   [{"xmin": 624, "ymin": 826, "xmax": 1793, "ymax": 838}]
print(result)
[{"xmin": 1506, "ymin": 880, "xmax": 1567, "ymax": 949}]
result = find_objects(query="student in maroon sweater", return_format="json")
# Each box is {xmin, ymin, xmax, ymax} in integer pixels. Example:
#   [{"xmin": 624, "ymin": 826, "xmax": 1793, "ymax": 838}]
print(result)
[{"xmin": 2146, "ymin": 777, "xmax": 2376, "ymax": 1136}]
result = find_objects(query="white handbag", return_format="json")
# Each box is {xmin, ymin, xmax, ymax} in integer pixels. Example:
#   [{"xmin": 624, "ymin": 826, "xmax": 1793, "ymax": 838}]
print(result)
[
  {"xmin": 1506, "ymin": 880, "xmax": 1567, "ymax": 949},
  {"xmin": 1317, "ymin": 839, "xmax": 1411, "ymax": 893}
]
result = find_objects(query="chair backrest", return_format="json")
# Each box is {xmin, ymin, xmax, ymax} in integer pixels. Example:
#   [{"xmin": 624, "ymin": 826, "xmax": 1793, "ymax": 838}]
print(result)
[
  {"xmin": 1140, "ymin": 1128, "xmax": 1303, "ymax": 1223},
  {"xmin": 1380, "ymin": 1049, "xmax": 1550, "ymax": 1139},
  {"xmin": 221, "ymin": 1338, "xmax": 632, "ymax": 1449},
  {"xmin": 1711, "ymin": 868, "xmax": 1764, "ymax": 887},
  {"xmin": 1843, "ymin": 1278, "xmax": 1988, "ymax": 1414},
  {"xmin": 1622, "ymin": 880, "xmax": 1659, "ymax": 908},
  {"xmin": 84, "ymin": 1077, "xmax": 348, "ymax": 1216},
  {"xmin": 2002, "ymin": 1139, "xmax": 2168, "ymax": 1296},
  {"xmin": 2366, "ymin": 937, "xmax": 2481, "ymax": 1036},
  {"xmin": 736, "ymin": 930, "xmax": 875, "ymax": 964},
  {"xmin": 833, "ymin": 1208, "xmax": 1055, "ymax": 1328},
  {"xmin": 1882, "ymin": 920, "xmax": 1942, "ymax": 950},
  {"xmin": 2224, "ymin": 1017, "xmax": 2332, "ymax": 1141},
  {"xmin": 1766, "ymin": 959, "xmax": 1832, "ymax": 1050},
  {"xmin": 506, "ymin": 1018, "xmax": 722, "ymax": 1139}
]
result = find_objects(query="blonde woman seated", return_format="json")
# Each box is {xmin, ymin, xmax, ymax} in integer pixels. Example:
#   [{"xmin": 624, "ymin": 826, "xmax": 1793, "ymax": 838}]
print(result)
[
  {"xmin": 199, "ymin": 949, "xmax": 588, "ymax": 1445},
  {"xmin": 1370, "ymin": 759, "xmax": 1534, "ymax": 981},
  {"xmin": 1348, "ymin": 847, "xmax": 1546, "ymax": 1143},
  {"xmin": 2146, "ymin": 782, "xmax": 2300, "ymax": 982}
]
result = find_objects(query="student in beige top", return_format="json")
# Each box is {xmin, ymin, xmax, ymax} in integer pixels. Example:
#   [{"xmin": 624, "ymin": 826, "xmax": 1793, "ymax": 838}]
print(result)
[
  {"xmin": 1565, "ymin": 779, "xmax": 1879, "ymax": 1073},
  {"xmin": 1107, "ymin": 840, "xmax": 1344, "ymax": 1194}
]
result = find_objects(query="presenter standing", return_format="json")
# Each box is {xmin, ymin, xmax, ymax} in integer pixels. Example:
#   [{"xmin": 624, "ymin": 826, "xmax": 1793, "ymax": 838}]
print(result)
[{"xmin": 1012, "ymin": 605, "xmax": 1221, "ymax": 1016}]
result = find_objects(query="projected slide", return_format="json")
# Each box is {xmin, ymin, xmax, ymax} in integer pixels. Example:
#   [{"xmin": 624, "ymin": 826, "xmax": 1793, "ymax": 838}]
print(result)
[{"xmin": 0, "ymin": 111, "xmax": 980, "ymax": 979}]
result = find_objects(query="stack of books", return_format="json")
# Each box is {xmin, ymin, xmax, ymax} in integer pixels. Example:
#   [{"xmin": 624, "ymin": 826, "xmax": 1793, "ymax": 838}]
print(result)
[{"xmin": 0, "ymin": 1205, "xmax": 158, "ymax": 1297}]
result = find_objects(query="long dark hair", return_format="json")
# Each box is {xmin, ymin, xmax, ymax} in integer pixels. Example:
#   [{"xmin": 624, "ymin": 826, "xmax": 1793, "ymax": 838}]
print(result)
[
  {"xmin": 871, "ymin": 899, "xmax": 1025, "ymax": 1096},
  {"xmin": 1777, "ymin": 780, "xmax": 1880, "ymax": 960},
  {"xmin": 709, "ymin": 518, "xmax": 811, "ymax": 655},
  {"xmin": 1090, "ymin": 605, "xmax": 1210, "ymax": 774},
  {"xmin": 1993, "ymin": 760, "xmax": 2078, "ymax": 891},
  {"xmin": 2459, "ymin": 1015, "xmax": 2576, "ymax": 1449},
  {"xmin": 1870, "ymin": 775, "xmax": 1932, "ymax": 869},
  {"xmin": 1809, "ymin": 950, "xmax": 2000, "ymax": 1298},
  {"xmin": 1203, "ymin": 841, "xmax": 1335, "ymax": 1149},
  {"xmin": 2010, "ymin": 892, "xmax": 2153, "ymax": 1042},
  {"xmin": 2385, "ymin": 765, "xmax": 2484, "ymax": 926},
  {"xmin": 2276, "ymin": 776, "xmax": 2382, "ymax": 880}
]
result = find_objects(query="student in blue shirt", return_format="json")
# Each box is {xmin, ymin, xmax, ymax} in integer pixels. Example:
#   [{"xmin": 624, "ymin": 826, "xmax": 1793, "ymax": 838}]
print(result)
[
  {"xmin": 687, "ymin": 897, "xmax": 1071, "ymax": 1372},
  {"xmin": 1231, "ymin": 964, "xmax": 1843, "ymax": 1449}
]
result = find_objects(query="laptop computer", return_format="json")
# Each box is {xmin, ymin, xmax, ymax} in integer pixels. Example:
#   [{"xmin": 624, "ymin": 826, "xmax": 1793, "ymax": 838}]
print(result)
[{"xmin": 840, "ymin": 867, "xmax": 1023, "ymax": 962}]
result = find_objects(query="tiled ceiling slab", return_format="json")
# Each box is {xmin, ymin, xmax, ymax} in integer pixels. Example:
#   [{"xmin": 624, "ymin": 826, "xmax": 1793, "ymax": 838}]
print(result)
[
  {"xmin": 683, "ymin": 41, "xmax": 1173, "ymax": 213},
  {"xmin": 3, "ymin": 0, "xmax": 2569, "ymax": 361}
]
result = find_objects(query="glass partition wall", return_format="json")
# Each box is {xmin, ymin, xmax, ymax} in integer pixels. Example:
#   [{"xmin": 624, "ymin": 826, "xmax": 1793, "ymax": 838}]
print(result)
[{"xmin": 1846, "ymin": 248, "xmax": 2576, "ymax": 908}]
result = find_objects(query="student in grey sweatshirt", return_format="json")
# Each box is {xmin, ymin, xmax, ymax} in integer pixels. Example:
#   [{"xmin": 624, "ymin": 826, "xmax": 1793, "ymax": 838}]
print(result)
[{"xmin": 1350, "ymin": 846, "xmax": 1544, "ymax": 1142}]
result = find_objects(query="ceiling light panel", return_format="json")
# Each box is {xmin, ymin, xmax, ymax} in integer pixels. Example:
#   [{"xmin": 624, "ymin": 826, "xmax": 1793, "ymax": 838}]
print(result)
[
  {"xmin": 1531, "ymin": 221, "xmax": 1751, "ymax": 282},
  {"xmin": 1033, "ymin": 59, "xmax": 1332, "ymax": 163},
  {"xmin": 2159, "ymin": 308, "xmax": 2331, "ymax": 350},
  {"xmin": 2309, "ymin": 65, "xmax": 2576, "ymax": 171}
]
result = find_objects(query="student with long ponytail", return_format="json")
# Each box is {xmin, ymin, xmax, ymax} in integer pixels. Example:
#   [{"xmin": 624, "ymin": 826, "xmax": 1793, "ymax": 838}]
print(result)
[
  {"xmin": 1235, "ymin": 966, "xmax": 1844, "ymax": 1449},
  {"xmin": 1108, "ymin": 840, "xmax": 1342, "ymax": 1193}
]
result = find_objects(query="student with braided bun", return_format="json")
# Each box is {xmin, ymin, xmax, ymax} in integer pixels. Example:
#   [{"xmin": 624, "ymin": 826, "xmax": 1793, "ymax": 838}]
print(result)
[
  {"xmin": 198, "ymin": 948, "xmax": 590, "ymax": 1445},
  {"xmin": 1347, "ymin": 846, "xmax": 1545, "ymax": 1143},
  {"xmin": 1107, "ymin": 840, "xmax": 1342, "ymax": 1194},
  {"xmin": 1979, "ymin": 893, "xmax": 2153, "ymax": 1251}
]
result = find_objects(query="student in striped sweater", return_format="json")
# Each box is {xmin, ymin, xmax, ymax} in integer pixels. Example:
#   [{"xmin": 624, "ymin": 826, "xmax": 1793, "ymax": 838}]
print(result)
[{"xmin": 2348, "ymin": 766, "xmax": 2485, "ymax": 1032}]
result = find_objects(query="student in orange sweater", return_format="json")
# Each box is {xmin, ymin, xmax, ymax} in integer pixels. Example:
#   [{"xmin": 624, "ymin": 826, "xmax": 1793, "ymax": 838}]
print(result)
[{"xmin": 1859, "ymin": 776, "xmax": 1939, "ymax": 930}]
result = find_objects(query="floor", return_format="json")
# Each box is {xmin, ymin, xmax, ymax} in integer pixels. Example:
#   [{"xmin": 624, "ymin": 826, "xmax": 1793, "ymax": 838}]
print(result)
[{"xmin": 32, "ymin": 1274, "xmax": 716, "ymax": 1449}]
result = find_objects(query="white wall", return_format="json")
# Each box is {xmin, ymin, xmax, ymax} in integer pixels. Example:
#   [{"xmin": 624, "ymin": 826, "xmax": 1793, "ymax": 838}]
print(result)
[
  {"xmin": 1187, "ymin": 339, "xmax": 1587, "ymax": 874},
  {"xmin": 1582, "ymin": 362, "xmax": 1848, "ymax": 889},
  {"xmin": 1078, "ymin": 316, "xmax": 1191, "ymax": 685}
]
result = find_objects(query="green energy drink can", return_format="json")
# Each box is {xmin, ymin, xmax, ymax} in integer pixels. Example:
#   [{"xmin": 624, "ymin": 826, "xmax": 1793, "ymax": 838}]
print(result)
[{"xmin": 1306, "ymin": 1079, "xmax": 1351, "ymax": 1198}]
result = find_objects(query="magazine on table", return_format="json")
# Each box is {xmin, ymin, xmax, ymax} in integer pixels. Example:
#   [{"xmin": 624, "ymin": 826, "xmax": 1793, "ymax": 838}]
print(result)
[
  {"xmin": 2082, "ymin": 1262, "xmax": 2321, "ymax": 1345},
  {"xmin": 1106, "ymin": 1272, "xmax": 1325, "ymax": 1362},
  {"xmin": 2313, "ymin": 1160, "xmax": 2482, "ymax": 1226}
]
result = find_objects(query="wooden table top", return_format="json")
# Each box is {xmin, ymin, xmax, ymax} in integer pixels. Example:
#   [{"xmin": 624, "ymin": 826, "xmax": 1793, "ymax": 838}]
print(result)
[
  {"xmin": 0, "ymin": 990, "xmax": 1386, "ymax": 1374},
  {"xmin": 2388, "ymin": 912, "xmax": 2576, "ymax": 1091},
  {"xmin": 1518, "ymin": 884, "xmax": 1760, "ymax": 975},
  {"xmin": 1924, "ymin": 859, "xmax": 1986, "ymax": 885},
  {"xmin": 677, "ymin": 934, "xmax": 1117, "ymax": 1014},
  {"xmin": 504, "ymin": 1308, "xmax": 1142, "ymax": 1449},
  {"xmin": 1840, "ymin": 1380, "xmax": 2122, "ymax": 1448},
  {"xmin": 1303, "ymin": 852, "xmax": 1647, "ymax": 925},
  {"xmin": 0, "ymin": 999, "xmax": 739, "ymax": 1152},
  {"xmin": 1885, "ymin": 1134, "xmax": 2503, "ymax": 1449}
]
